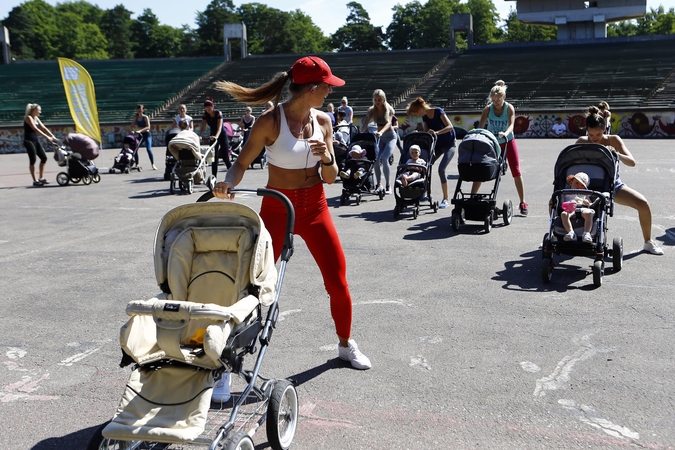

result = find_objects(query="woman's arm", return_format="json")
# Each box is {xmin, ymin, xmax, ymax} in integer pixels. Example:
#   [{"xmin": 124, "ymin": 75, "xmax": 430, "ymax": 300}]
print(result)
[
  {"xmin": 361, "ymin": 108, "xmax": 373, "ymax": 133},
  {"xmin": 436, "ymin": 112, "xmax": 454, "ymax": 135},
  {"xmin": 29, "ymin": 117, "xmax": 56, "ymax": 140},
  {"xmin": 609, "ymin": 135, "xmax": 635, "ymax": 167},
  {"xmin": 503, "ymin": 104, "xmax": 515, "ymax": 137},
  {"xmin": 317, "ymin": 112, "xmax": 337, "ymax": 184},
  {"xmin": 213, "ymin": 116, "xmax": 223, "ymax": 140},
  {"xmin": 198, "ymin": 119, "xmax": 207, "ymax": 138},
  {"xmin": 140, "ymin": 116, "xmax": 151, "ymax": 134}
]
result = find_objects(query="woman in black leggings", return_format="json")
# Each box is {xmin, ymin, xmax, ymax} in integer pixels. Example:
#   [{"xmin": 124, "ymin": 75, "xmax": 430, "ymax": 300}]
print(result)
[
  {"xmin": 24, "ymin": 103, "xmax": 57, "ymax": 186},
  {"xmin": 199, "ymin": 97, "xmax": 231, "ymax": 176}
]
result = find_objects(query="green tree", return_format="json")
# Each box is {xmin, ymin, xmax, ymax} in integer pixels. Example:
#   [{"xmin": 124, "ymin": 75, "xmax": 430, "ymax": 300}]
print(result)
[
  {"xmin": 131, "ymin": 9, "xmax": 160, "ymax": 58},
  {"xmin": 55, "ymin": 1, "xmax": 103, "ymax": 26},
  {"xmin": 330, "ymin": 2, "xmax": 385, "ymax": 51},
  {"xmin": 52, "ymin": 11, "xmax": 108, "ymax": 59},
  {"xmin": 387, "ymin": 1, "xmax": 424, "ymax": 50},
  {"xmin": 417, "ymin": 0, "xmax": 466, "ymax": 49},
  {"xmin": 100, "ymin": 5, "xmax": 135, "ymax": 59},
  {"xmin": 502, "ymin": 10, "xmax": 557, "ymax": 42},
  {"xmin": 194, "ymin": 0, "xmax": 238, "ymax": 56},
  {"xmin": 286, "ymin": 10, "xmax": 331, "ymax": 54},
  {"xmin": 3, "ymin": 0, "xmax": 58, "ymax": 60},
  {"xmin": 466, "ymin": 0, "xmax": 502, "ymax": 44}
]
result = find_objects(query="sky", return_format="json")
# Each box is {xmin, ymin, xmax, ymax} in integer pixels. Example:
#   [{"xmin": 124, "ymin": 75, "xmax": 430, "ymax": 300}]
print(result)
[{"xmin": 1, "ymin": 0, "xmax": 675, "ymax": 36}]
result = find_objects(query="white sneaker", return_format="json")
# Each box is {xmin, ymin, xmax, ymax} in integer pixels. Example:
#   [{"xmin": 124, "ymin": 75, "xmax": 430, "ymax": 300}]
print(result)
[
  {"xmin": 643, "ymin": 240, "xmax": 664, "ymax": 255},
  {"xmin": 338, "ymin": 340, "xmax": 371, "ymax": 370},
  {"xmin": 212, "ymin": 372, "xmax": 231, "ymax": 402},
  {"xmin": 564, "ymin": 231, "xmax": 576, "ymax": 242},
  {"xmin": 439, "ymin": 199, "xmax": 449, "ymax": 209},
  {"xmin": 582, "ymin": 232, "xmax": 593, "ymax": 243},
  {"xmin": 339, "ymin": 169, "xmax": 351, "ymax": 179}
]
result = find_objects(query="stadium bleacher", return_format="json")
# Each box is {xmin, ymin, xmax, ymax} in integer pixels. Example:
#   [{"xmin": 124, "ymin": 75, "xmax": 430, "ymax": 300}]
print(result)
[{"xmin": 0, "ymin": 57, "xmax": 224, "ymax": 124}]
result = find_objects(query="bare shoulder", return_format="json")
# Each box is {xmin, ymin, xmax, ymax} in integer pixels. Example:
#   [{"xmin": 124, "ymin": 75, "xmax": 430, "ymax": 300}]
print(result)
[
  {"xmin": 575, "ymin": 136, "xmax": 590, "ymax": 144},
  {"xmin": 313, "ymin": 108, "xmax": 331, "ymax": 126}
]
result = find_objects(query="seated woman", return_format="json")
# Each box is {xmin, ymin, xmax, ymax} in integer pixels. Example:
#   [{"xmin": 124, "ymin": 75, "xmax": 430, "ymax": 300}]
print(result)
[{"xmin": 396, "ymin": 144, "xmax": 426, "ymax": 187}]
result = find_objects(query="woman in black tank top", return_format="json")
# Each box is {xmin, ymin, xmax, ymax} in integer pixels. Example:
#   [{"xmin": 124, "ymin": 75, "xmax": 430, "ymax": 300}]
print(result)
[{"xmin": 24, "ymin": 103, "xmax": 57, "ymax": 186}]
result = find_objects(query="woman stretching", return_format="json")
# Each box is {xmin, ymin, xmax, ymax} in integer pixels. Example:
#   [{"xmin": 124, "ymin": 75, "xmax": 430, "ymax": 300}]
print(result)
[
  {"xmin": 576, "ymin": 106, "xmax": 663, "ymax": 255},
  {"xmin": 212, "ymin": 56, "xmax": 372, "ymax": 370}
]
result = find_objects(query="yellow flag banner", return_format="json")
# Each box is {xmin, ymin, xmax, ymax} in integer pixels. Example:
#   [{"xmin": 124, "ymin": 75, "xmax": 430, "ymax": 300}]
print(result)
[{"xmin": 57, "ymin": 57, "xmax": 101, "ymax": 145}]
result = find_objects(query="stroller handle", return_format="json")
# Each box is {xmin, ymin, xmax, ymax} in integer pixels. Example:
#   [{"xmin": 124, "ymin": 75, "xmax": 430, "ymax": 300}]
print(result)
[{"xmin": 197, "ymin": 188, "xmax": 295, "ymax": 262}]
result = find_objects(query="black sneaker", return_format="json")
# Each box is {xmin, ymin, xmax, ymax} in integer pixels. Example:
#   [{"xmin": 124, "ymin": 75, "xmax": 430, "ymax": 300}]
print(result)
[
  {"xmin": 33, "ymin": 180, "xmax": 43, "ymax": 187},
  {"xmin": 519, "ymin": 202, "xmax": 529, "ymax": 216}
]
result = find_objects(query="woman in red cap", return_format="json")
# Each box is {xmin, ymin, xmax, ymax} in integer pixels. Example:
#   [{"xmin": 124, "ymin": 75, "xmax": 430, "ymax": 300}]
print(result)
[{"xmin": 212, "ymin": 56, "xmax": 371, "ymax": 370}]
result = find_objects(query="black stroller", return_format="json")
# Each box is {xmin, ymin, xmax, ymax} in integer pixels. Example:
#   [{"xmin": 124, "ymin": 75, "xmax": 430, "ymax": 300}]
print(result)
[
  {"xmin": 109, "ymin": 133, "xmax": 143, "ymax": 174},
  {"xmin": 541, "ymin": 143, "xmax": 622, "ymax": 287},
  {"xmin": 164, "ymin": 128, "xmax": 181, "ymax": 181},
  {"xmin": 89, "ymin": 188, "xmax": 299, "ymax": 450},
  {"xmin": 450, "ymin": 129, "xmax": 513, "ymax": 233},
  {"xmin": 54, "ymin": 133, "xmax": 101, "ymax": 186},
  {"xmin": 393, "ymin": 131, "xmax": 439, "ymax": 220},
  {"xmin": 339, "ymin": 133, "xmax": 384, "ymax": 205}
]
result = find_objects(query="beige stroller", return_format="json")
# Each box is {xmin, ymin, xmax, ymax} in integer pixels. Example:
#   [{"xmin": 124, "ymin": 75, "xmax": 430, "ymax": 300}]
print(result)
[
  {"xmin": 89, "ymin": 189, "xmax": 299, "ymax": 450},
  {"xmin": 168, "ymin": 130, "xmax": 217, "ymax": 195}
]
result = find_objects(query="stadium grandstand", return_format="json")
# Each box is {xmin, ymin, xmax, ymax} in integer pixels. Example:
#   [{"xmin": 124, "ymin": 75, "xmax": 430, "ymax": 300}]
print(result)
[{"xmin": 1, "ymin": 37, "xmax": 674, "ymax": 128}]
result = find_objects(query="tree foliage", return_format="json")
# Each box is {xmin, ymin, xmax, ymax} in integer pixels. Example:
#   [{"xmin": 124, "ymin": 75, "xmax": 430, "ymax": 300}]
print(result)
[
  {"xmin": 1, "ymin": 0, "xmax": 674, "ymax": 61},
  {"xmin": 330, "ymin": 2, "xmax": 385, "ymax": 52}
]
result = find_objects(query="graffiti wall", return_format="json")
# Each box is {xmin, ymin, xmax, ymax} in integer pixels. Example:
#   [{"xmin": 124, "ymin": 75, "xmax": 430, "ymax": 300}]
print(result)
[{"xmin": 439, "ymin": 110, "xmax": 675, "ymax": 139}]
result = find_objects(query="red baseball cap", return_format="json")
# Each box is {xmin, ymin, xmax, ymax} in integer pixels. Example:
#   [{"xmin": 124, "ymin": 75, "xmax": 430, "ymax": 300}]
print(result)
[{"xmin": 290, "ymin": 56, "xmax": 345, "ymax": 87}]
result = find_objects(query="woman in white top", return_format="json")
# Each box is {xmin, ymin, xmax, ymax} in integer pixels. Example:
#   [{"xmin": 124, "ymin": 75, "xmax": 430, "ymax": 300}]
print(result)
[
  {"xmin": 173, "ymin": 104, "xmax": 193, "ymax": 130},
  {"xmin": 212, "ymin": 56, "xmax": 371, "ymax": 370}
]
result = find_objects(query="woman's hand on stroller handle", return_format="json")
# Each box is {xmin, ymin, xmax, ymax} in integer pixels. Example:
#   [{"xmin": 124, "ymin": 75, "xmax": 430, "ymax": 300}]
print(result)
[{"xmin": 212, "ymin": 181, "xmax": 235, "ymax": 200}]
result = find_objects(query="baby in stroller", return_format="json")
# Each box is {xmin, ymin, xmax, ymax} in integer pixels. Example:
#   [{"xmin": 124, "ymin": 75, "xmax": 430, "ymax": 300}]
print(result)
[
  {"xmin": 396, "ymin": 144, "xmax": 426, "ymax": 187},
  {"xmin": 109, "ymin": 134, "xmax": 141, "ymax": 174},
  {"xmin": 558, "ymin": 172, "xmax": 601, "ymax": 243},
  {"xmin": 541, "ymin": 143, "xmax": 623, "ymax": 287},
  {"xmin": 339, "ymin": 144, "xmax": 368, "ymax": 180}
]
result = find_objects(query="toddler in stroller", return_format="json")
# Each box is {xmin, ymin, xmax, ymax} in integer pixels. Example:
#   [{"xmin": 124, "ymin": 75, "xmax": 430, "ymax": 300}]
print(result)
[
  {"xmin": 393, "ymin": 132, "xmax": 439, "ymax": 220},
  {"xmin": 339, "ymin": 133, "xmax": 382, "ymax": 205},
  {"xmin": 450, "ymin": 129, "xmax": 512, "ymax": 233},
  {"xmin": 541, "ymin": 143, "xmax": 623, "ymax": 287},
  {"xmin": 109, "ymin": 133, "xmax": 142, "ymax": 174},
  {"xmin": 54, "ymin": 132, "xmax": 101, "ymax": 186},
  {"xmin": 89, "ymin": 189, "xmax": 299, "ymax": 450},
  {"xmin": 168, "ymin": 129, "xmax": 217, "ymax": 195}
]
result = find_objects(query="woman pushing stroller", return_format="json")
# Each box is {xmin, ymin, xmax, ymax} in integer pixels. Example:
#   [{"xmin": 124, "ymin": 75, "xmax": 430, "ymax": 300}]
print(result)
[
  {"xmin": 212, "ymin": 56, "xmax": 371, "ymax": 370},
  {"xmin": 576, "ymin": 106, "xmax": 663, "ymax": 255}
]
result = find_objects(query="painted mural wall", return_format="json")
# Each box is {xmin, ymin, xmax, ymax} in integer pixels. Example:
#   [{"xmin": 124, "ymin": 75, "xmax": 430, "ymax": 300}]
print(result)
[{"xmin": 1, "ymin": 110, "xmax": 674, "ymax": 154}]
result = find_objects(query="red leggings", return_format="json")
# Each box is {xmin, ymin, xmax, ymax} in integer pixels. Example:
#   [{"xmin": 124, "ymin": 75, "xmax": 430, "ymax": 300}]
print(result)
[
  {"xmin": 501, "ymin": 139, "xmax": 522, "ymax": 177},
  {"xmin": 260, "ymin": 183, "xmax": 352, "ymax": 340}
]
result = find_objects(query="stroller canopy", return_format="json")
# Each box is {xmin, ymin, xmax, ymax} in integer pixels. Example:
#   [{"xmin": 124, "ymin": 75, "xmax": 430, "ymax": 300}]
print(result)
[
  {"xmin": 553, "ymin": 144, "xmax": 619, "ymax": 192},
  {"xmin": 168, "ymin": 130, "xmax": 202, "ymax": 160},
  {"xmin": 457, "ymin": 129, "xmax": 501, "ymax": 163},
  {"xmin": 62, "ymin": 133, "xmax": 99, "ymax": 160}
]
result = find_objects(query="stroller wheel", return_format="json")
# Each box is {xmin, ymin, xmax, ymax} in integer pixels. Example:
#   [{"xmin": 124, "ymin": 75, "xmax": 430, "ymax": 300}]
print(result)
[
  {"xmin": 592, "ymin": 260, "xmax": 604, "ymax": 287},
  {"xmin": 124, "ymin": 167, "xmax": 130, "ymax": 174},
  {"xmin": 82, "ymin": 175, "xmax": 92, "ymax": 185},
  {"xmin": 356, "ymin": 194, "xmax": 362, "ymax": 205},
  {"xmin": 92, "ymin": 173, "xmax": 101, "ymax": 183},
  {"xmin": 187, "ymin": 179, "xmax": 194, "ymax": 194},
  {"xmin": 503, "ymin": 200, "xmax": 513, "ymax": 225},
  {"xmin": 393, "ymin": 206, "xmax": 400, "ymax": 220},
  {"xmin": 612, "ymin": 237, "xmax": 623, "ymax": 272},
  {"xmin": 413, "ymin": 207, "xmax": 419, "ymax": 219},
  {"xmin": 169, "ymin": 180, "xmax": 175, "ymax": 195},
  {"xmin": 56, "ymin": 172, "xmax": 69, "ymax": 186},
  {"xmin": 222, "ymin": 431, "xmax": 255, "ymax": 450},
  {"xmin": 541, "ymin": 257, "xmax": 553, "ymax": 283},
  {"xmin": 71, "ymin": 177, "xmax": 81, "ymax": 184},
  {"xmin": 108, "ymin": 168, "xmax": 115, "ymax": 174},
  {"xmin": 266, "ymin": 379, "xmax": 298, "ymax": 450},
  {"xmin": 451, "ymin": 209, "xmax": 461, "ymax": 231},
  {"xmin": 484, "ymin": 213, "xmax": 493, "ymax": 233}
]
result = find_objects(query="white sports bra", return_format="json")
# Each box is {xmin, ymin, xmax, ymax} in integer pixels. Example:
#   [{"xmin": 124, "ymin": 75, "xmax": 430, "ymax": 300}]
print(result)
[{"xmin": 265, "ymin": 104, "xmax": 323, "ymax": 170}]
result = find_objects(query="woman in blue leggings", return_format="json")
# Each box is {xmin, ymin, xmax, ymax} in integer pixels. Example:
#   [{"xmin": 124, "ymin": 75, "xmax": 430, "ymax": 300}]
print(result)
[{"xmin": 362, "ymin": 89, "xmax": 397, "ymax": 194}]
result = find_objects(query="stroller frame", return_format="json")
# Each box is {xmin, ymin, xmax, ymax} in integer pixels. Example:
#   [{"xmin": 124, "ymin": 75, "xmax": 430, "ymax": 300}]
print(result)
[
  {"xmin": 393, "ymin": 131, "xmax": 439, "ymax": 220},
  {"xmin": 53, "ymin": 143, "xmax": 101, "ymax": 186},
  {"xmin": 450, "ymin": 130, "xmax": 513, "ymax": 233},
  {"xmin": 89, "ymin": 188, "xmax": 299, "ymax": 450},
  {"xmin": 339, "ymin": 133, "xmax": 384, "ymax": 205},
  {"xmin": 541, "ymin": 143, "xmax": 623, "ymax": 287}
]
